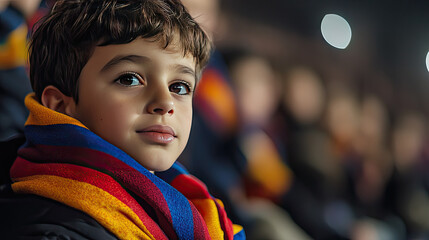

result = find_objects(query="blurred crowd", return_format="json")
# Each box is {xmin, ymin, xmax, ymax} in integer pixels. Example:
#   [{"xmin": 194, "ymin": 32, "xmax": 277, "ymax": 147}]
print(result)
[
  {"xmin": 1, "ymin": 0, "xmax": 429, "ymax": 239},
  {"xmin": 180, "ymin": 0, "xmax": 429, "ymax": 239}
]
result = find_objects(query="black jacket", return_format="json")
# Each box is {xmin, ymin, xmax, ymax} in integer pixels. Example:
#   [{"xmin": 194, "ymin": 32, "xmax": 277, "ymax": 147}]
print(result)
[{"xmin": 0, "ymin": 135, "xmax": 117, "ymax": 240}]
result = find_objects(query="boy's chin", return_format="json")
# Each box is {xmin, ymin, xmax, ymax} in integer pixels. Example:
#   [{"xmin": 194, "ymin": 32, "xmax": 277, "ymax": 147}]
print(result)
[
  {"xmin": 127, "ymin": 148, "xmax": 183, "ymax": 173},
  {"xmin": 138, "ymin": 160, "xmax": 176, "ymax": 173}
]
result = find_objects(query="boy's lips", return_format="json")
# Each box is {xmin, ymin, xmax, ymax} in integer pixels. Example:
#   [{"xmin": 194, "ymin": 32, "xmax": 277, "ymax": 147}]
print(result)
[{"xmin": 136, "ymin": 125, "xmax": 176, "ymax": 144}]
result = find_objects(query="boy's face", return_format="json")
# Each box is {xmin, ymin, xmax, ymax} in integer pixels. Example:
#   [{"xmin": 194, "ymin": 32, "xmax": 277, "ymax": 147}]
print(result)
[{"xmin": 71, "ymin": 37, "xmax": 196, "ymax": 172}]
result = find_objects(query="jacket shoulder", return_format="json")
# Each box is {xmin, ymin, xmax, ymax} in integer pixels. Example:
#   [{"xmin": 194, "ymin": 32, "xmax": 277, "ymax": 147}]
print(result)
[{"xmin": 0, "ymin": 190, "xmax": 117, "ymax": 240}]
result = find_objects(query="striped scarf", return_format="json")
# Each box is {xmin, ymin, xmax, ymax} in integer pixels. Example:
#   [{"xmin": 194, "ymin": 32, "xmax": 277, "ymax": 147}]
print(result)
[{"xmin": 10, "ymin": 93, "xmax": 245, "ymax": 240}]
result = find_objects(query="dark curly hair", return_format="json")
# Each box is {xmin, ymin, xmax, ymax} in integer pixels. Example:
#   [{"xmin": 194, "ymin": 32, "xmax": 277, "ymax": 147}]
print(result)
[{"xmin": 29, "ymin": 0, "xmax": 212, "ymax": 103}]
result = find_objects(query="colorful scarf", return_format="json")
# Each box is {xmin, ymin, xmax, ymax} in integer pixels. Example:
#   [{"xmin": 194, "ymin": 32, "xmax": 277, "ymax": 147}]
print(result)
[{"xmin": 10, "ymin": 93, "xmax": 245, "ymax": 240}]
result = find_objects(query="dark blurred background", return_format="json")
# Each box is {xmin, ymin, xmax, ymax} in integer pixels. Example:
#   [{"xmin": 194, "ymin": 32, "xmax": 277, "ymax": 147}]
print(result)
[
  {"xmin": 218, "ymin": 0, "xmax": 429, "ymax": 114},
  {"xmin": 182, "ymin": 1, "xmax": 429, "ymax": 239}
]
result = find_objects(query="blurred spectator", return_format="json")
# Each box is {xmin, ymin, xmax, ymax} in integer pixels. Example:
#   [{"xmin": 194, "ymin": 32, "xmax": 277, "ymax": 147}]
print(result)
[
  {"xmin": 179, "ymin": 0, "xmax": 220, "ymax": 41},
  {"xmin": 385, "ymin": 111, "xmax": 429, "ymax": 238},
  {"xmin": 325, "ymin": 84, "xmax": 361, "ymax": 164},
  {"xmin": 349, "ymin": 95, "xmax": 394, "ymax": 215},
  {"xmin": 229, "ymin": 52, "xmax": 292, "ymax": 199},
  {"xmin": 278, "ymin": 65, "xmax": 348, "ymax": 239},
  {"xmin": 227, "ymin": 50, "xmax": 311, "ymax": 240},
  {"xmin": 0, "ymin": 0, "xmax": 44, "ymax": 141},
  {"xmin": 284, "ymin": 66, "xmax": 345, "ymax": 198},
  {"xmin": 343, "ymin": 94, "xmax": 406, "ymax": 240}
]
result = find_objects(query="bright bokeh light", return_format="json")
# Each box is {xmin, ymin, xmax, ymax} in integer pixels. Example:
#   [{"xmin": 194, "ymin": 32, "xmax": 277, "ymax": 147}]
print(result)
[
  {"xmin": 321, "ymin": 14, "xmax": 352, "ymax": 49},
  {"xmin": 426, "ymin": 51, "xmax": 429, "ymax": 72}
]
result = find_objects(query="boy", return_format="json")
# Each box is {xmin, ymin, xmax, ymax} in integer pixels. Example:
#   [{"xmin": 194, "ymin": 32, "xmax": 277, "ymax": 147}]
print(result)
[{"xmin": 0, "ymin": 0, "xmax": 245, "ymax": 239}]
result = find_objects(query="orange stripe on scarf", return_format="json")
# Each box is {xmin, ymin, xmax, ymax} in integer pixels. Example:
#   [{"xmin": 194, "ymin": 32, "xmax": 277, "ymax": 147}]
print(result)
[{"xmin": 24, "ymin": 93, "xmax": 87, "ymax": 128}]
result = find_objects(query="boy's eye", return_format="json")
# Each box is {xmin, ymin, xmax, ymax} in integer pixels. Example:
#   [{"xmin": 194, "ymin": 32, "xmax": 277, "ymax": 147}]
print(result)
[
  {"xmin": 115, "ymin": 73, "xmax": 142, "ymax": 86},
  {"xmin": 169, "ymin": 82, "xmax": 192, "ymax": 95}
]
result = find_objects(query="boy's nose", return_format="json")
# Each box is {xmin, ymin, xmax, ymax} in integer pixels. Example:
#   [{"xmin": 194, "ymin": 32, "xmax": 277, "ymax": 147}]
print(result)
[
  {"xmin": 148, "ymin": 104, "xmax": 174, "ymax": 115},
  {"xmin": 146, "ymin": 90, "xmax": 175, "ymax": 115}
]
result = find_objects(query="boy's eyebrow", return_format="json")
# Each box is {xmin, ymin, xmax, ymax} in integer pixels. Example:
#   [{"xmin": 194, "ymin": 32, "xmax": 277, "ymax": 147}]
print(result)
[
  {"xmin": 101, "ymin": 54, "xmax": 196, "ymax": 79},
  {"xmin": 173, "ymin": 64, "xmax": 196, "ymax": 79},
  {"xmin": 101, "ymin": 55, "xmax": 149, "ymax": 72}
]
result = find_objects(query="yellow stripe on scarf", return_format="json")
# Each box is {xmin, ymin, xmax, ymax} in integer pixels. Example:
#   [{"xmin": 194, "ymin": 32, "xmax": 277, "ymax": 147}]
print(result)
[
  {"xmin": 233, "ymin": 224, "xmax": 244, "ymax": 236},
  {"xmin": 192, "ymin": 199, "xmax": 244, "ymax": 239},
  {"xmin": 12, "ymin": 175, "xmax": 155, "ymax": 240},
  {"xmin": 192, "ymin": 199, "xmax": 224, "ymax": 239},
  {"xmin": 24, "ymin": 93, "xmax": 87, "ymax": 128}
]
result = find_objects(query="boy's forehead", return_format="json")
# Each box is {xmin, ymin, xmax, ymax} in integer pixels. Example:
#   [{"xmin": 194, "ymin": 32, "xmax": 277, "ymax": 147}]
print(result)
[
  {"xmin": 87, "ymin": 37, "xmax": 197, "ymax": 74},
  {"xmin": 98, "ymin": 35, "xmax": 197, "ymax": 63}
]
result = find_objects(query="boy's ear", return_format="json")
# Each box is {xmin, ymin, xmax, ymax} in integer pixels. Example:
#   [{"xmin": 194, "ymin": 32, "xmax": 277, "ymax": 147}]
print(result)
[{"xmin": 41, "ymin": 85, "xmax": 77, "ymax": 116}]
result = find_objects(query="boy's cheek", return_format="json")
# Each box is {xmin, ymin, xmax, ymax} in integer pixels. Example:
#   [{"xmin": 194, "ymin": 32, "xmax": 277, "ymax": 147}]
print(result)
[{"xmin": 179, "ymin": 106, "xmax": 193, "ymax": 134}]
